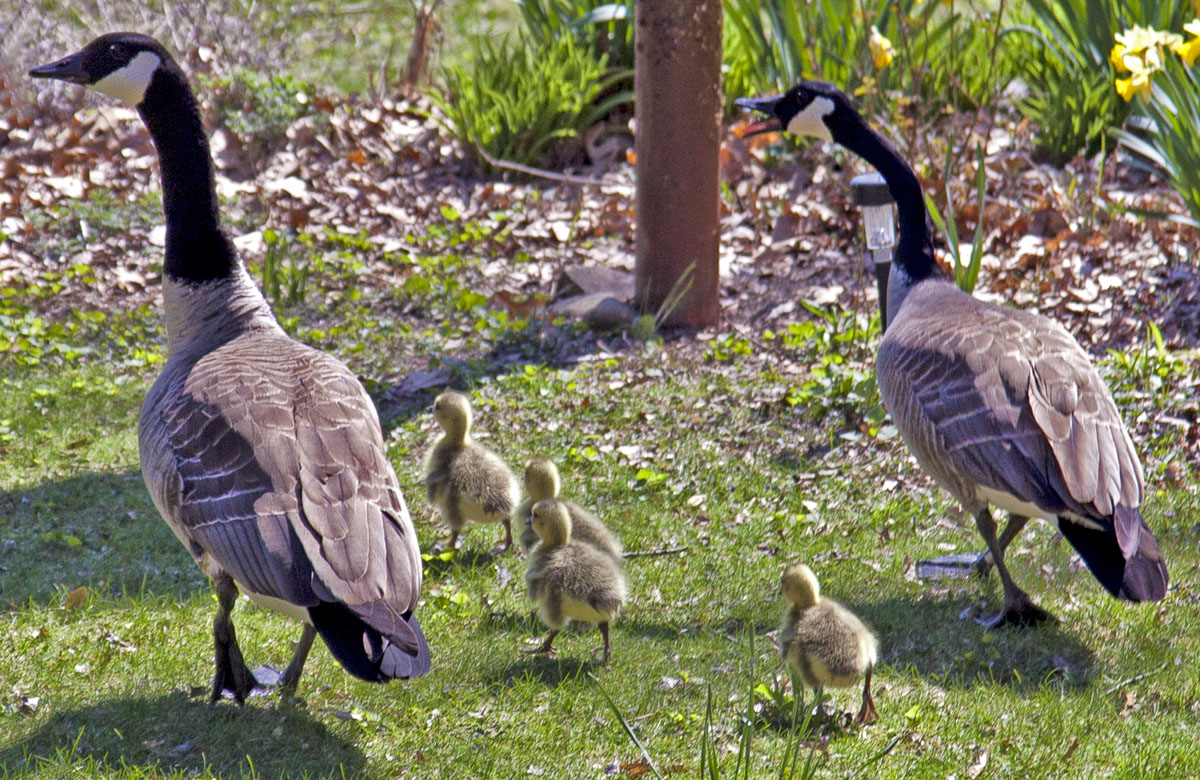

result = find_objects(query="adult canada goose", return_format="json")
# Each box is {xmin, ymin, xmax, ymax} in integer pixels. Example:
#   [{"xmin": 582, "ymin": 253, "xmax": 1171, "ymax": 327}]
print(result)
[
  {"xmin": 779, "ymin": 563, "xmax": 878, "ymax": 724},
  {"xmin": 737, "ymin": 82, "xmax": 1168, "ymax": 626},
  {"xmin": 515, "ymin": 457, "xmax": 623, "ymax": 561},
  {"xmin": 422, "ymin": 390, "xmax": 519, "ymax": 552},
  {"xmin": 30, "ymin": 33, "xmax": 430, "ymax": 701},
  {"xmin": 525, "ymin": 498, "xmax": 627, "ymax": 662}
]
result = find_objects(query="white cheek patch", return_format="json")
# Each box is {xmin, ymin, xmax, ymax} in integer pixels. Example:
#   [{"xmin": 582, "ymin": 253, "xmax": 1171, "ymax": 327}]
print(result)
[
  {"xmin": 94, "ymin": 50, "xmax": 161, "ymax": 104},
  {"xmin": 786, "ymin": 96, "xmax": 835, "ymax": 142}
]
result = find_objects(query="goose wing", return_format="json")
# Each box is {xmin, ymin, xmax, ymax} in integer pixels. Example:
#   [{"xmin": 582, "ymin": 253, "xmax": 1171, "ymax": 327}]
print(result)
[
  {"xmin": 139, "ymin": 333, "xmax": 422, "ymax": 629},
  {"xmin": 878, "ymin": 286, "xmax": 1143, "ymax": 541}
]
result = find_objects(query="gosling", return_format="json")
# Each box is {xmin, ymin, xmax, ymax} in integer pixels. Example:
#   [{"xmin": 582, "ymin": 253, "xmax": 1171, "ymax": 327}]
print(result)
[
  {"xmin": 779, "ymin": 562, "xmax": 879, "ymax": 724},
  {"xmin": 422, "ymin": 391, "xmax": 519, "ymax": 552},
  {"xmin": 525, "ymin": 498, "xmax": 627, "ymax": 662},
  {"xmin": 515, "ymin": 458, "xmax": 623, "ymax": 562}
]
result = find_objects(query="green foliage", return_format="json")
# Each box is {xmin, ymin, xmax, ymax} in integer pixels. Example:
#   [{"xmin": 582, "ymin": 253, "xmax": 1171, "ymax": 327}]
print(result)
[
  {"xmin": 764, "ymin": 303, "xmax": 884, "ymax": 432},
  {"xmin": 1103, "ymin": 322, "xmax": 1190, "ymax": 401},
  {"xmin": 1115, "ymin": 59, "xmax": 1200, "ymax": 229},
  {"xmin": 704, "ymin": 333, "xmax": 754, "ymax": 363},
  {"xmin": 257, "ymin": 228, "xmax": 316, "ymax": 306},
  {"xmin": 1007, "ymin": 0, "xmax": 1193, "ymax": 164},
  {"xmin": 724, "ymin": 0, "xmax": 1011, "ymax": 119},
  {"xmin": 515, "ymin": 0, "xmax": 634, "ymax": 73},
  {"xmin": 432, "ymin": 33, "xmax": 631, "ymax": 169},
  {"xmin": 0, "ymin": 274, "xmax": 162, "ymax": 370},
  {"xmin": 201, "ymin": 70, "xmax": 314, "ymax": 162},
  {"xmin": 925, "ymin": 144, "xmax": 987, "ymax": 294}
]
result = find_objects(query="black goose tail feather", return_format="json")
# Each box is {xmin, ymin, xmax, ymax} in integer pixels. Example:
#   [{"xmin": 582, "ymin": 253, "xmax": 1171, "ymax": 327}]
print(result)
[
  {"xmin": 1057, "ymin": 508, "xmax": 1168, "ymax": 602},
  {"xmin": 309, "ymin": 602, "xmax": 431, "ymax": 682}
]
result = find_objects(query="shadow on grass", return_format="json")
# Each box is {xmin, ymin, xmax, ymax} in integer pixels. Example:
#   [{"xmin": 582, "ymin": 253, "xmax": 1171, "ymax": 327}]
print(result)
[
  {"xmin": 0, "ymin": 692, "xmax": 365, "ymax": 779},
  {"xmin": 0, "ymin": 471, "xmax": 204, "ymax": 607},
  {"xmin": 491, "ymin": 654, "xmax": 601, "ymax": 687},
  {"xmin": 376, "ymin": 319, "xmax": 616, "ymax": 433},
  {"xmin": 420, "ymin": 547, "xmax": 505, "ymax": 579},
  {"xmin": 852, "ymin": 595, "xmax": 1098, "ymax": 693}
]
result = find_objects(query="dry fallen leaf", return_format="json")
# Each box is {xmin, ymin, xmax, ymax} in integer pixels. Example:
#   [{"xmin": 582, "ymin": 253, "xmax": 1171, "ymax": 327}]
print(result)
[{"xmin": 63, "ymin": 585, "xmax": 88, "ymax": 610}]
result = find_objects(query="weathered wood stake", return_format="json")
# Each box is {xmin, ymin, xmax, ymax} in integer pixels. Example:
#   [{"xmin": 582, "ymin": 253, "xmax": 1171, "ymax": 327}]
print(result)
[{"xmin": 634, "ymin": 0, "xmax": 722, "ymax": 327}]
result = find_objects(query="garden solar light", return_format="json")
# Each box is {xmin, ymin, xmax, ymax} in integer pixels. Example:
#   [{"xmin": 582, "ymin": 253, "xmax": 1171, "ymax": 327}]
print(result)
[{"xmin": 850, "ymin": 171, "xmax": 895, "ymax": 331}]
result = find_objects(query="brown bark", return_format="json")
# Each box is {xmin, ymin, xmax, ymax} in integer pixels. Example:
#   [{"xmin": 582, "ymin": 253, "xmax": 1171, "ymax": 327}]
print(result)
[{"xmin": 634, "ymin": 0, "xmax": 723, "ymax": 328}]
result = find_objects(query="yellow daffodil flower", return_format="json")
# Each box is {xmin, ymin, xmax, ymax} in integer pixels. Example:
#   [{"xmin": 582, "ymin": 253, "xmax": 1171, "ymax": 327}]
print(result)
[
  {"xmin": 1114, "ymin": 52, "xmax": 1160, "ymax": 102},
  {"xmin": 1110, "ymin": 25, "xmax": 1184, "ymax": 101},
  {"xmin": 1114, "ymin": 25, "xmax": 1179, "ymax": 55},
  {"xmin": 868, "ymin": 27, "xmax": 895, "ymax": 70},
  {"xmin": 1173, "ymin": 19, "xmax": 1200, "ymax": 66},
  {"xmin": 1110, "ymin": 43, "xmax": 1129, "ymax": 71}
]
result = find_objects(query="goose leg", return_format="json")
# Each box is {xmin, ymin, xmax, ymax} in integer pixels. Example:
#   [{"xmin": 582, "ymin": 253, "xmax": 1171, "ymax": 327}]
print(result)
[
  {"xmin": 971, "ymin": 513, "xmax": 1030, "ymax": 578},
  {"xmin": 211, "ymin": 575, "xmax": 256, "ymax": 704},
  {"xmin": 855, "ymin": 666, "xmax": 879, "ymax": 724},
  {"xmin": 973, "ymin": 509, "xmax": 1054, "ymax": 627},
  {"xmin": 277, "ymin": 623, "xmax": 318, "ymax": 694},
  {"xmin": 918, "ymin": 513, "xmax": 1031, "ymax": 580}
]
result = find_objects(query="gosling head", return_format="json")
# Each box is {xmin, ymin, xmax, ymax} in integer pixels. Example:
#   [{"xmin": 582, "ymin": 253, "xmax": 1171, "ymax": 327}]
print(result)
[
  {"xmin": 735, "ymin": 80, "xmax": 853, "ymax": 144},
  {"xmin": 781, "ymin": 562, "xmax": 822, "ymax": 609},
  {"xmin": 30, "ymin": 32, "xmax": 173, "ymax": 106},
  {"xmin": 432, "ymin": 390, "xmax": 473, "ymax": 438},
  {"xmin": 530, "ymin": 498, "xmax": 572, "ymax": 547},
  {"xmin": 523, "ymin": 458, "xmax": 561, "ymax": 503}
]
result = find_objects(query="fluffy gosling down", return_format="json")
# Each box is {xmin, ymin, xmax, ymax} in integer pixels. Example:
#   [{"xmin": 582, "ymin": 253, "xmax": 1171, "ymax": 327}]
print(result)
[
  {"xmin": 422, "ymin": 391, "xmax": 519, "ymax": 553},
  {"xmin": 779, "ymin": 563, "xmax": 879, "ymax": 724},
  {"xmin": 515, "ymin": 458, "xmax": 624, "ymax": 561},
  {"xmin": 525, "ymin": 498, "xmax": 627, "ymax": 662}
]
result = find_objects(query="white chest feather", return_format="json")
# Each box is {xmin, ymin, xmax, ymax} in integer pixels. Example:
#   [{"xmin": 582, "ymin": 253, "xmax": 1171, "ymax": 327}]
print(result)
[{"xmin": 94, "ymin": 51, "xmax": 161, "ymax": 104}]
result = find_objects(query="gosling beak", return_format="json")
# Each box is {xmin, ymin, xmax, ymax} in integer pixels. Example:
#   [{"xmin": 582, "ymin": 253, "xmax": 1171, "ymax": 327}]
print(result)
[
  {"xmin": 29, "ymin": 51, "xmax": 89, "ymax": 84},
  {"xmin": 735, "ymin": 95, "xmax": 783, "ymax": 137}
]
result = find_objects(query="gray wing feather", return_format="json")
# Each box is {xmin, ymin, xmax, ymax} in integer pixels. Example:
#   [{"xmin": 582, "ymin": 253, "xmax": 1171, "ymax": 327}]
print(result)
[
  {"xmin": 879, "ymin": 284, "xmax": 1142, "ymax": 526},
  {"xmin": 139, "ymin": 333, "xmax": 420, "ymax": 622}
]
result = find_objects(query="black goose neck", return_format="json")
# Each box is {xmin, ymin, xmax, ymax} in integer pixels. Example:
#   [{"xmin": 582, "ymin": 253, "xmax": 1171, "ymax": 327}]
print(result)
[
  {"xmin": 832, "ymin": 111, "xmax": 940, "ymax": 283},
  {"xmin": 137, "ymin": 61, "xmax": 236, "ymax": 283}
]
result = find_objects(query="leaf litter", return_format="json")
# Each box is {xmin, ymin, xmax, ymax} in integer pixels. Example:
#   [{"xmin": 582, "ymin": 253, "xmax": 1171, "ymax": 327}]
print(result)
[{"xmin": 1, "ymin": 51, "xmax": 1196, "ymax": 473}]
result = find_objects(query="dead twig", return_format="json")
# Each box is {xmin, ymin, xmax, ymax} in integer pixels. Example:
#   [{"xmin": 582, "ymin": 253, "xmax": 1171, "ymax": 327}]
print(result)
[
  {"xmin": 1103, "ymin": 663, "xmax": 1168, "ymax": 695},
  {"xmin": 622, "ymin": 545, "xmax": 688, "ymax": 558}
]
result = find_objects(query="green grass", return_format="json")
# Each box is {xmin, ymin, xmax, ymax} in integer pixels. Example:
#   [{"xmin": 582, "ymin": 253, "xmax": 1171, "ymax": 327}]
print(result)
[{"xmin": 1, "ymin": 335, "xmax": 1197, "ymax": 778}]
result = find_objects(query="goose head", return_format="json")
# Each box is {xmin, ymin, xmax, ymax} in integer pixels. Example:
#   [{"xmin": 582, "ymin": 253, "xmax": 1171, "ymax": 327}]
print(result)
[
  {"xmin": 781, "ymin": 562, "xmax": 821, "ymax": 609},
  {"xmin": 530, "ymin": 498, "xmax": 572, "ymax": 548},
  {"xmin": 432, "ymin": 391, "xmax": 473, "ymax": 440},
  {"xmin": 523, "ymin": 458, "xmax": 561, "ymax": 503},
  {"xmin": 30, "ymin": 32, "xmax": 172, "ymax": 106},
  {"xmin": 735, "ymin": 81, "xmax": 855, "ymax": 144}
]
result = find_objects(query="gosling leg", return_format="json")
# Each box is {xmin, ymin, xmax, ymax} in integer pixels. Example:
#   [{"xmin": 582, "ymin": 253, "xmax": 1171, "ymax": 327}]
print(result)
[
  {"xmin": 855, "ymin": 666, "xmax": 879, "ymax": 724},
  {"xmin": 524, "ymin": 629, "xmax": 560, "ymax": 654},
  {"xmin": 598, "ymin": 622, "xmax": 611, "ymax": 664}
]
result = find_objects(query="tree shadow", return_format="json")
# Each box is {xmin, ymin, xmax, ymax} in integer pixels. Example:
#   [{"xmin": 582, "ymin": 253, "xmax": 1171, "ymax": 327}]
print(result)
[
  {"xmin": 0, "ymin": 692, "xmax": 366, "ymax": 779},
  {"xmin": 850, "ymin": 594, "xmax": 1098, "ymax": 693},
  {"xmin": 0, "ymin": 470, "xmax": 204, "ymax": 607}
]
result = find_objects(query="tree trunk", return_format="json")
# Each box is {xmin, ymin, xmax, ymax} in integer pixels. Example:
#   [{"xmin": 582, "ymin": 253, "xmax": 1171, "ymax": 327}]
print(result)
[{"xmin": 634, "ymin": 0, "xmax": 722, "ymax": 328}]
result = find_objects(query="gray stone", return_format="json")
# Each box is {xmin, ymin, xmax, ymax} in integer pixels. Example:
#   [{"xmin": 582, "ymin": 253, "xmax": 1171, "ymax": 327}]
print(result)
[
  {"xmin": 558, "ymin": 265, "xmax": 636, "ymax": 301},
  {"xmin": 550, "ymin": 293, "xmax": 637, "ymax": 331}
]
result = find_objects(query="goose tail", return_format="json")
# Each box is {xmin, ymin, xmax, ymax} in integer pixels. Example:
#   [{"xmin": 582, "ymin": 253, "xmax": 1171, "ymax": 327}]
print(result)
[
  {"xmin": 309, "ymin": 602, "xmax": 431, "ymax": 682},
  {"xmin": 1057, "ymin": 508, "xmax": 1168, "ymax": 602}
]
